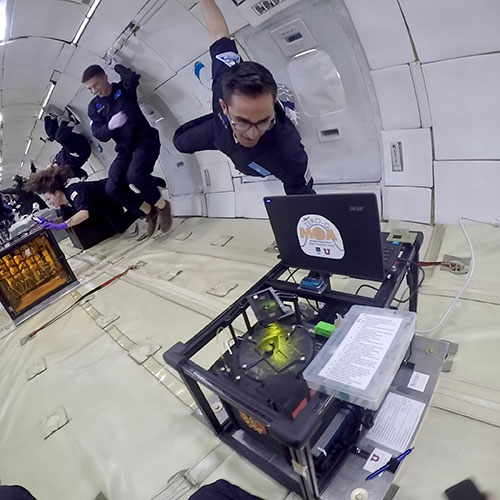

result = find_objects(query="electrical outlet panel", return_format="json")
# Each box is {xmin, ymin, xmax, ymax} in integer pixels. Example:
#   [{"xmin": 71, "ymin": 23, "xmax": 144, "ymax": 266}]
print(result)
[
  {"xmin": 271, "ymin": 19, "xmax": 317, "ymax": 57},
  {"xmin": 231, "ymin": 0, "xmax": 301, "ymax": 27}
]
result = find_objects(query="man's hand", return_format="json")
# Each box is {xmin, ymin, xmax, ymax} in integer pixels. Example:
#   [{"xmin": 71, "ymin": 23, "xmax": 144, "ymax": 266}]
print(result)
[
  {"xmin": 33, "ymin": 216, "xmax": 67, "ymax": 231},
  {"xmin": 200, "ymin": 0, "xmax": 230, "ymax": 43},
  {"xmin": 105, "ymin": 57, "xmax": 117, "ymax": 70},
  {"xmin": 108, "ymin": 111, "xmax": 128, "ymax": 130}
]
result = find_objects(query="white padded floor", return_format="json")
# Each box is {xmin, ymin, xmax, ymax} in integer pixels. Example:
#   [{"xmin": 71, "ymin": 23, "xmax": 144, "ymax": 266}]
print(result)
[{"xmin": 0, "ymin": 218, "xmax": 499, "ymax": 500}]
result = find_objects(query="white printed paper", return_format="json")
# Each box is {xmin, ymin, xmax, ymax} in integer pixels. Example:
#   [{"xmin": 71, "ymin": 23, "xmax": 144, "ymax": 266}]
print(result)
[
  {"xmin": 365, "ymin": 393, "xmax": 425, "ymax": 453},
  {"xmin": 363, "ymin": 447, "xmax": 392, "ymax": 473},
  {"xmin": 318, "ymin": 313, "xmax": 403, "ymax": 390},
  {"xmin": 408, "ymin": 371, "xmax": 430, "ymax": 393}
]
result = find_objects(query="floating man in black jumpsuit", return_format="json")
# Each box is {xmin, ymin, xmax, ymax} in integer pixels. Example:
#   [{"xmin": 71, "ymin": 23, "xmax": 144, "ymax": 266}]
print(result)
[
  {"xmin": 188, "ymin": 480, "xmax": 262, "ymax": 500},
  {"xmin": 81, "ymin": 62, "xmax": 172, "ymax": 236},
  {"xmin": 44, "ymin": 114, "xmax": 91, "ymax": 180},
  {"xmin": 173, "ymin": 0, "xmax": 315, "ymax": 196}
]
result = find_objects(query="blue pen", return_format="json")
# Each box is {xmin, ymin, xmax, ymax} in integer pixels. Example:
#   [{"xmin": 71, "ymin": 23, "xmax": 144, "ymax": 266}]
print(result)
[{"xmin": 365, "ymin": 447, "xmax": 414, "ymax": 481}]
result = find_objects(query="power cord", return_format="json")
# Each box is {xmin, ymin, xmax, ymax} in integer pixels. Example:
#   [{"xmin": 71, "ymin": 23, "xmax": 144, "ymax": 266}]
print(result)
[
  {"xmin": 17, "ymin": 264, "xmax": 139, "ymax": 345},
  {"xmin": 416, "ymin": 216, "xmax": 483, "ymax": 335}
]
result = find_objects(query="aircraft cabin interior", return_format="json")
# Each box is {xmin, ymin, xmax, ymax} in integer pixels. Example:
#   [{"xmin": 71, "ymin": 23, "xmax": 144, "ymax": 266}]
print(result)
[{"xmin": 0, "ymin": 1, "xmax": 499, "ymax": 499}]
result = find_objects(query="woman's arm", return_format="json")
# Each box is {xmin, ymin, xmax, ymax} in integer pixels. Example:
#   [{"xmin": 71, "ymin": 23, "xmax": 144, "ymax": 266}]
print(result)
[{"xmin": 65, "ymin": 209, "xmax": 90, "ymax": 228}]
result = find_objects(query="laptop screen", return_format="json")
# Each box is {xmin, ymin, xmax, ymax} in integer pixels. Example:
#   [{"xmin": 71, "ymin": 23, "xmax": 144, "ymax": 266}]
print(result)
[{"xmin": 264, "ymin": 193, "xmax": 387, "ymax": 281}]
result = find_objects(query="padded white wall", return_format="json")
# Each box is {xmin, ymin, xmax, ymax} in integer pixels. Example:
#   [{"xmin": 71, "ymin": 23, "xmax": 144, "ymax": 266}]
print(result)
[
  {"xmin": 434, "ymin": 161, "xmax": 500, "ymax": 224},
  {"xmin": 423, "ymin": 54, "xmax": 500, "ymax": 160},
  {"xmin": 371, "ymin": 65, "xmax": 420, "ymax": 130},
  {"xmin": 344, "ymin": 0, "xmax": 500, "ymax": 223},
  {"xmin": 383, "ymin": 187, "xmax": 432, "ymax": 224},
  {"xmin": 399, "ymin": 0, "xmax": 500, "ymax": 63},
  {"xmin": 343, "ymin": 0, "xmax": 414, "ymax": 70},
  {"xmin": 206, "ymin": 192, "xmax": 236, "ymax": 218}
]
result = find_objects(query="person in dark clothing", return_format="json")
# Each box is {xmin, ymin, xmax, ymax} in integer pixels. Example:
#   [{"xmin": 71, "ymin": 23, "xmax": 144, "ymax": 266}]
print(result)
[
  {"xmin": 188, "ymin": 480, "xmax": 262, "ymax": 500},
  {"xmin": 2, "ymin": 175, "xmax": 47, "ymax": 216},
  {"xmin": 26, "ymin": 165, "xmax": 137, "ymax": 235},
  {"xmin": 81, "ymin": 62, "xmax": 172, "ymax": 237},
  {"xmin": 173, "ymin": 0, "xmax": 314, "ymax": 196},
  {"xmin": 0, "ymin": 485, "xmax": 37, "ymax": 500},
  {"xmin": 44, "ymin": 114, "xmax": 91, "ymax": 180}
]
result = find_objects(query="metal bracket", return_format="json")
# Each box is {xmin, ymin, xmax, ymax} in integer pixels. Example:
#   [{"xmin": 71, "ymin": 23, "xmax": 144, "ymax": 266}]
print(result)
[
  {"xmin": 206, "ymin": 281, "xmax": 238, "ymax": 298},
  {"xmin": 41, "ymin": 407, "xmax": 69, "ymax": 439},
  {"xmin": 387, "ymin": 228, "xmax": 416, "ymax": 245},
  {"xmin": 291, "ymin": 460, "xmax": 309, "ymax": 477}
]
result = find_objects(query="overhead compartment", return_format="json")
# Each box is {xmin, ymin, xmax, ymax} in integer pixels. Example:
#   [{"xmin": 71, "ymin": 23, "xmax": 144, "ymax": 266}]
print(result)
[
  {"xmin": 118, "ymin": 36, "xmax": 176, "ymax": 97},
  {"xmin": 10, "ymin": 0, "xmax": 87, "ymax": 42},
  {"xmin": 64, "ymin": 46, "xmax": 107, "ymax": 81},
  {"xmin": 3, "ymin": 38, "xmax": 64, "ymax": 90},
  {"xmin": 78, "ymin": 0, "xmax": 148, "ymax": 56}
]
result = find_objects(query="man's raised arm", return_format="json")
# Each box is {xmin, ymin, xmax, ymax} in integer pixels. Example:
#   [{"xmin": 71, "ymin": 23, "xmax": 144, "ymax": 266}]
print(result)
[{"xmin": 200, "ymin": 0, "xmax": 230, "ymax": 43}]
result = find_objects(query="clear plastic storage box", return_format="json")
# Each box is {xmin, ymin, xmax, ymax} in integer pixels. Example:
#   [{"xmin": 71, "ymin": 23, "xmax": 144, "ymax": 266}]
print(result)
[{"xmin": 303, "ymin": 305, "xmax": 416, "ymax": 410}]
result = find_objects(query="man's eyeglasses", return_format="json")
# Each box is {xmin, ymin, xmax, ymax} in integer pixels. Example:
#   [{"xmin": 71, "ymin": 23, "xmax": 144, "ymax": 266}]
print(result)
[{"xmin": 227, "ymin": 111, "xmax": 276, "ymax": 133}]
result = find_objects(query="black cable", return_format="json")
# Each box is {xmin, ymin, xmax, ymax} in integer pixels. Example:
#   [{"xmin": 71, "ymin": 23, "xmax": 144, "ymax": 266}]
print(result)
[
  {"xmin": 286, "ymin": 268, "xmax": 299, "ymax": 282},
  {"xmin": 354, "ymin": 260, "xmax": 425, "ymax": 306},
  {"xmin": 402, "ymin": 340, "xmax": 413, "ymax": 365},
  {"xmin": 354, "ymin": 284, "xmax": 379, "ymax": 295},
  {"xmin": 392, "ymin": 260, "xmax": 425, "ymax": 305}
]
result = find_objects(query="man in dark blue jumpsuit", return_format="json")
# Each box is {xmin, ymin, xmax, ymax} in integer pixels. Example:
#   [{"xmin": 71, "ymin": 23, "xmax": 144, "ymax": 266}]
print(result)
[
  {"xmin": 0, "ymin": 485, "xmax": 37, "ymax": 500},
  {"xmin": 44, "ymin": 114, "xmax": 90, "ymax": 180},
  {"xmin": 188, "ymin": 480, "xmax": 262, "ymax": 500},
  {"xmin": 173, "ymin": 0, "xmax": 314, "ymax": 196},
  {"xmin": 81, "ymin": 62, "xmax": 172, "ymax": 236},
  {"xmin": 1, "ymin": 175, "xmax": 47, "ymax": 216}
]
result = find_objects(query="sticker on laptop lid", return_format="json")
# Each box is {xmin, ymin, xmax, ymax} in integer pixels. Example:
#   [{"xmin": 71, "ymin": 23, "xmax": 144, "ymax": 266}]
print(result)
[{"xmin": 297, "ymin": 214, "xmax": 345, "ymax": 260}]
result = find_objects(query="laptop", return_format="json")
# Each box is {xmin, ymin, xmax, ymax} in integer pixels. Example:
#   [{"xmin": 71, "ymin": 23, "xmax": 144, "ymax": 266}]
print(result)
[{"xmin": 263, "ymin": 193, "xmax": 401, "ymax": 282}]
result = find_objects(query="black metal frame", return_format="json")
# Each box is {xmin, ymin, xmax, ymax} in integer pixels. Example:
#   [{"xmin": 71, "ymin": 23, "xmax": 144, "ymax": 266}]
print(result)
[
  {"xmin": 164, "ymin": 233, "xmax": 422, "ymax": 499},
  {"xmin": 0, "ymin": 228, "xmax": 77, "ymax": 320}
]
